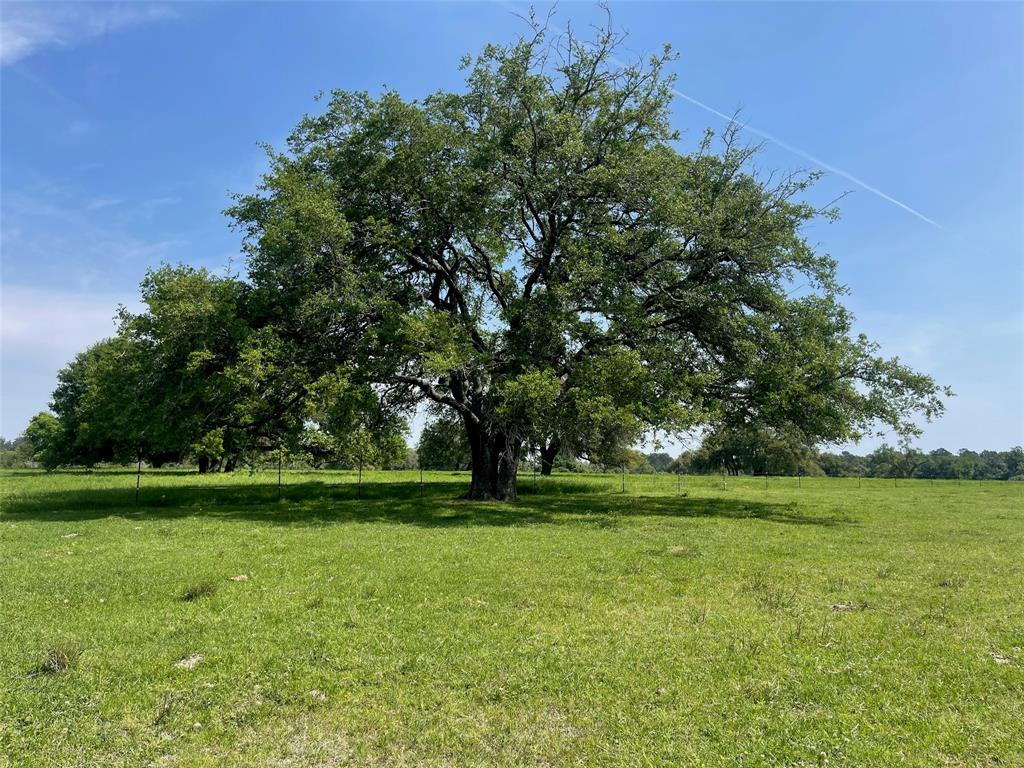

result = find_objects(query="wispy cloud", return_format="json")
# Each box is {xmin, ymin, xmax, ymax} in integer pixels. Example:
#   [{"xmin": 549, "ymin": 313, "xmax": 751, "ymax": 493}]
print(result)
[
  {"xmin": 68, "ymin": 119, "xmax": 92, "ymax": 136},
  {"xmin": 0, "ymin": 3, "xmax": 176, "ymax": 66},
  {"xmin": 0, "ymin": 284, "xmax": 133, "ymax": 355},
  {"xmin": 0, "ymin": 284, "xmax": 141, "ymax": 435},
  {"xmin": 1, "ymin": 183, "xmax": 188, "ymax": 291},
  {"xmin": 86, "ymin": 196, "xmax": 123, "ymax": 211}
]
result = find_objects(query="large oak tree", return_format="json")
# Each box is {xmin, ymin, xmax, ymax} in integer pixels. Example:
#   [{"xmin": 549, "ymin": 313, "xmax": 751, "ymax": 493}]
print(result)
[{"xmin": 229, "ymin": 22, "xmax": 947, "ymax": 500}]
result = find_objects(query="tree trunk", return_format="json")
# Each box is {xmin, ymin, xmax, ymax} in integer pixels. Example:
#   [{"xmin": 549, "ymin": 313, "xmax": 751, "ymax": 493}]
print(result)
[
  {"xmin": 462, "ymin": 417, "xmax": 520, "ymax": 501},
  {"xmin": 539, "ymin": 439, "xmax": 559, "ymax": 476},
  {"xmin": 150, "ymin": 452, "xmax": 177, "ymax": 469}
]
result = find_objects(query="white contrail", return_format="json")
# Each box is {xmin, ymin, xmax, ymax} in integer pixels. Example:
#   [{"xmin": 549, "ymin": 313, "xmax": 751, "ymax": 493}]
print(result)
[
  {"xmin": 669, "ymin": 88, "xmax": 942, "ymax": 229},
  {"xmin": 497, "ymin": 3, "xmax": 940, "ymax": 228}
]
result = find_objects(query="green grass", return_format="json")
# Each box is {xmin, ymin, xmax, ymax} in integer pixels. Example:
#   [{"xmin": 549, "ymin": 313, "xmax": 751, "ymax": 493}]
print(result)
[{"xmin": 1, "ymin": 469, "xmax": 1021, "ymax": 767}]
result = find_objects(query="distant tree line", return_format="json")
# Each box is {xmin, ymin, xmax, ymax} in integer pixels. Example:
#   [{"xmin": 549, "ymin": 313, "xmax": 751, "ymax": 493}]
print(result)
[
  {"xmin": 667, "ymin": 444, "xmax": 1024, "ymax": 481},
  {"xmin": 815, "ymin": 446, "xmax": 1024, "ymax": 481},
  {"xmin": 5, "ymin": 418, "xmax": 1020, "ymax": 481},
  {"xmin": 655, "ymin": 426, "xmax": 1024, "ymax": 480}
]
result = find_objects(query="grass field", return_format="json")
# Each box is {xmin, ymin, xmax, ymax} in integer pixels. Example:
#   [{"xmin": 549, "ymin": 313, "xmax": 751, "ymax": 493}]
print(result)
[{"xmin": 1, "ymin": 469, "xmax": 1021, "ymax": 767}]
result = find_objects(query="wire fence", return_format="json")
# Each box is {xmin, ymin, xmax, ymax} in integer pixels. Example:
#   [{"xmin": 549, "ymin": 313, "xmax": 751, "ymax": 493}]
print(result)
[{"xmin": 2, "ymin": 466, "xmax": 1014, "ymax": 514}]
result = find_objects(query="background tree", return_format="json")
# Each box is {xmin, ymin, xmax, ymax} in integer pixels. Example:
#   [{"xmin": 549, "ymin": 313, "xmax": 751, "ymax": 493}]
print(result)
[
  {"xmin": 976, "ymin": 450, "xmax": 1010, "ymax": 480},
  {"xmin": 645, "ymin": 452, "xmax": 674, "ymax": 473},
  {"xmin": 0, "ymin": 434, "xmax": 33, "ymax": 468},
  {"xmin": 40, "ymin": 264, "xmax": 404, "ymax": 472},
  {"xmin": 818, "ymin": 450, "xmax": 868, "ymax": 478},
  {"xmin": 34, "ymin": 336, "xmax": 158, "ymax": 468},
  {"xmin": 688, "ymin": 425, "xmax": 823, "ymax": 476},
  {"xmin": 866, "ymin": 444, "xmax": 900, "ymax": 478},
  {"xmin": 668, "ymin": 452, "xmax": 694, "ymax": 475},
  {"xmin": 40, "ymin": 267, "xmax": 260, "ymax": 469},
  {"xmin": 1005, "ymin": 447, "xmax": 1024, "ymax": 479},
  {"xmin": 303, "ymin": 374, "xmax": 408, "ymax": 469},
  {"xmin": 914, "ymin": 448, "xmax": 955, "ymax": 479},
  {"xmin": 24, "ymin": 412, "xmax": 63, "ymax": 469},
  {"xmin": 416, "ymin": 417, "xmax": 472, "ymax": 471},
  {"xmin": 955, "ymin": 449, "xmax": 979, "ymax": 480},
  {"xmin": 116, "ymin": 264, "xmax": 292, "ymax": 470}
]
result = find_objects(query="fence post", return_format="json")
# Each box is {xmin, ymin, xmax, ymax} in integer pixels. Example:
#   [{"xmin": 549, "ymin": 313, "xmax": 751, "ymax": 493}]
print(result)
[
  {"xmin": 277, "ymin": 447, "xmax": 283, "ymax": 501},
  {"xmin": 764, "ymin": 472, "xmax": 768, "ymax": 491},
  {"xmin": 621, "ymin": 465, "xmax": 625, "ymax": 494},
  {"xmin": 135, "ymin": 456, "xmax": 142, "ymax": 505},
  {"xmin": 420, "ymin": 466, "xmax": 424, "ymax": 497},
  {"xmin": 358, "ymin": 458, "xmax": 363, "ymax": 498}
]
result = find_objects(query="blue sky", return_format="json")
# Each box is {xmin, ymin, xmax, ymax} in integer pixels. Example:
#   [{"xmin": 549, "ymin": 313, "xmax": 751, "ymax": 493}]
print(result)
[{"xmin": 1, "ymin": 1, "xmax": 1022, "ymax": 451}]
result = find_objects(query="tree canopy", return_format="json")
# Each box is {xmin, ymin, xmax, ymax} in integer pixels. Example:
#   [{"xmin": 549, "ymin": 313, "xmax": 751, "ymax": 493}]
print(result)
[
  {"xmin": 227, "ymin": 20, "xmax": 946, "ymax": 498},
  {"xmin": 34, "ymin": 265, "xmax": 404, "ymax": 471}
]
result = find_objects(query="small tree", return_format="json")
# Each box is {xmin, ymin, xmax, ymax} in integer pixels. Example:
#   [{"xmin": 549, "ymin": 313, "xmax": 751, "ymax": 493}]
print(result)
[
  {"xmin": 0, "ymin": 434, "xmax": 33, "ymax": 468},
  {"xmin": 645, "ymin": 452, "xmax": 674, "ymax": 473},
  {"xmin": 189, "ymin": 429, "xmax": 226, "ymax": 474},
  {"xmin": 25, "ymin": 413, "xmax": 63, "ymax": 469},
  {"xmin": 691, "ymin": 425, "xmax": 822, "ymax": 476},
  {"xmin": 417, "ymin": 417, "xmax": 472, "ymax": 471}
]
